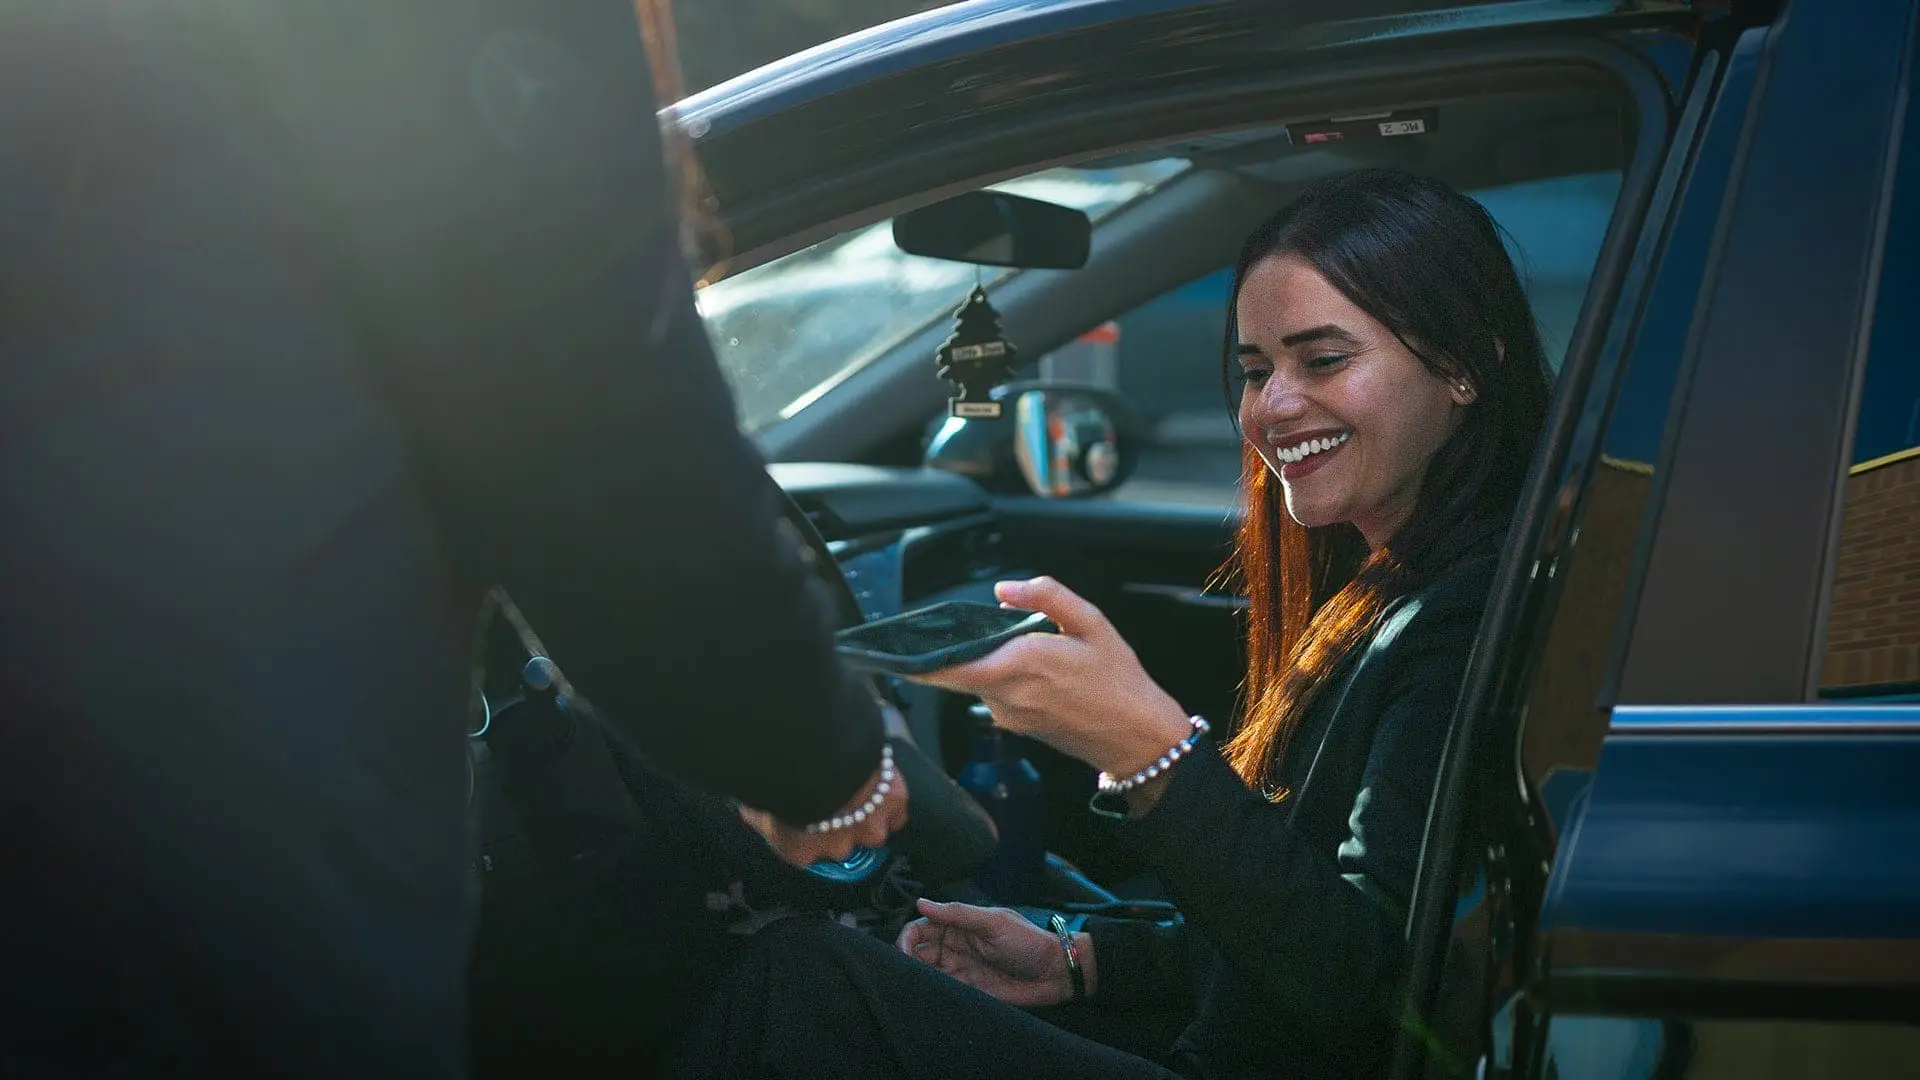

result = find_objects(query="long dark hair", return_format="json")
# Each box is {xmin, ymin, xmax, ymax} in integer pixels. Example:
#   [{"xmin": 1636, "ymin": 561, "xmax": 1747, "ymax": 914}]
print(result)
[{"xmin": 1219, "ymin": 169, "xmax": 1551, "ymax": 797}]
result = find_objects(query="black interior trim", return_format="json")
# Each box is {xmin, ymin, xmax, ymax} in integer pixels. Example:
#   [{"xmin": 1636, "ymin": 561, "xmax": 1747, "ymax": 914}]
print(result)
[
  {"xmin": 767, "ymin": 462, "xmax": 988, "ymax": 540},
  {"xmin": 1118, "ymin": 582, "xmax": 1249, "ymax": 612},
  {"xmin": 1819, "ymin": 679, "xmax": 1920, "ymax": 701},
  {"xmin": 991, "ymin": 496, "xmax": 1239, "ymax": 553},
  {"xmin": 1541, "ymin": 969, "xmax": 1920, "ymax": 1022}
]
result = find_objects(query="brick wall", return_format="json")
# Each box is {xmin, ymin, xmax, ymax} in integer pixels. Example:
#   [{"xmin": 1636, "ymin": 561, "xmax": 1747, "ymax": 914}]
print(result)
[
  {"xmin": 1521, "ymin": 450, "xmax": 1920, "ymax": 781},
  {"xmin": 1523, "ymin": 459, "xmax": 1652, "ymax": 778},
  {"xmin": 1822, "ymin": 451, "xmax": 1920, "ymax": 688}
]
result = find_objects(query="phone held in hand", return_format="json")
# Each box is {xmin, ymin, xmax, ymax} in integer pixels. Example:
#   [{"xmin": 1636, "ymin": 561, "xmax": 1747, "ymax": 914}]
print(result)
[{"xmin": 834, "ymin": 601, "xmax": 1058, "ymax": 676}]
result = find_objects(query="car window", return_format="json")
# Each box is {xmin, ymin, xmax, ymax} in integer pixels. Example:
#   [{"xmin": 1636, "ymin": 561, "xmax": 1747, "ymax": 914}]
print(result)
[
  {"xmin": 1817, "ymin": 96, "xmax": 1920, "ymax": 703},
  {"xmin": 1074, "ymin": 170, "xmax": 1624, "ymax": 508},
  {"xmin": 697, "ymin": 160, "xmax": 1189, "ymax": 432}
]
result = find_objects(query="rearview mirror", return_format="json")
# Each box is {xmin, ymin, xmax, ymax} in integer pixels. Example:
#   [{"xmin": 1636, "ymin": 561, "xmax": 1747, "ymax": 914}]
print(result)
[{"xmin": 892, "ymin": 191, "xmax": 1091, "ymax": 270}]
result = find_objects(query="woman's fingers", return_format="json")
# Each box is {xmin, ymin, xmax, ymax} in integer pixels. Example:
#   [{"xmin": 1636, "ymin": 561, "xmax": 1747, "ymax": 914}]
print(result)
[
  {"xmin": 897, "ymin": 917, "xmax": 938, "ymax": 960},
  {"xmin": 903, "ymin": 577, "xmax": 1111, "ymax": 693},
  {"xmin": 897, "ymin": 644, "xmax": 1014, "ymax": 693},
  {"xmin": 737, "ymin": 804, "xmax": 774, "ymax": 839},
  {"xmin": 994, "ymin": 577, "xmax": 1110, "ymax": 641},
  {"xmin": 916, "ymin": 899, "xmax": 1005, "ymax": 933},
  {"xmin": 900, "ymin": 919, "xmax": 971, "ymax": 980},
  {"xmin": 901, "ymin": 629, "xmax": 1069, "ymax": 699}
]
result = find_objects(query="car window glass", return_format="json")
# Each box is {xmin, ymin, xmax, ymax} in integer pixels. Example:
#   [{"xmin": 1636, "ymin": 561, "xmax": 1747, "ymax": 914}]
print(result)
[
  {"xmin": 697, "ymin": 161, "xmax": 1189, "ymax": 432},
  {"xmin": 1078, "ymin": 170, "xmax": 1623, "ymax": 508},
  {"xmin": 1818, "ymin": 97, "xmax": 1920, "ymax": 703}
]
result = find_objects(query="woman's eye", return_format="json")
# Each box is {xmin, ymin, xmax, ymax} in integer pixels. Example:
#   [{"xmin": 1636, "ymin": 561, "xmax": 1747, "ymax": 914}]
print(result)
[
  {"xmin": 1304, "ymin": 354, "xmax": 1349, "ymax": 371},
  {"xmin": 1237, "ymin": 368, "xmax": 1271, "ymax": 386}
]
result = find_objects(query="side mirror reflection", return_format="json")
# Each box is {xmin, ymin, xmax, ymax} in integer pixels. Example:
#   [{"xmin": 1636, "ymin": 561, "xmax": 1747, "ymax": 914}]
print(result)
[
  {"xmin": 924, "ymin": 382, "xmax": 1137, "ymax": 498},
  {"xmin": 1014, "ymin": 390, "xmax": 1124, "ymax": 498}
]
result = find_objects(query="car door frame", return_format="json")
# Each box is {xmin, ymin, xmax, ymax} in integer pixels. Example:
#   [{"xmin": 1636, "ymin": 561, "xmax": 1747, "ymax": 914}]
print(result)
[{"xmin": 1394, "ymin": 1, "xmax": 1920, "ymax": 1077}]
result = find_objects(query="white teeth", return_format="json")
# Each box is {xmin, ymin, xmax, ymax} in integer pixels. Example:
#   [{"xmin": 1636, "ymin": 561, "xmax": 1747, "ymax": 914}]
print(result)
[{"xmin": 1274, "ymin": 431, "xmax": 1349, "ymax": 463}]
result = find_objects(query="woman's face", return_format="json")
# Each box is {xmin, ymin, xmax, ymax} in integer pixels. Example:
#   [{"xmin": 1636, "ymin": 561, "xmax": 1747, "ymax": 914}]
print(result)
[{"xmin": 1235, "ymin": 254, "xmax": 1473, "ymax": 549}]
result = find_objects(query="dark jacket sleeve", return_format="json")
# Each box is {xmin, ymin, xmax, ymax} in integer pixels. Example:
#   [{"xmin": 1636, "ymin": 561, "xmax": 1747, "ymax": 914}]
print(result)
[
  {"xmin": 1082, "ymin": 916, "xmax": 1198, "ymax": 1011},
  {"xmin": 223, "ymin": 2, "xmax": 883, "ymax": 823},
  {"xmin": 1109, "ymin": 578, "xmax": 1485, "ymax": 1050}
]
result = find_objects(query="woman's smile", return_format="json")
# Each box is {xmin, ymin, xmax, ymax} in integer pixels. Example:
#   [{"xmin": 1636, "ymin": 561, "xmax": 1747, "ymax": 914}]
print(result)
[{"xmin": 1268, "ymin": 428, "xmax": 1350, "ymax": 482}]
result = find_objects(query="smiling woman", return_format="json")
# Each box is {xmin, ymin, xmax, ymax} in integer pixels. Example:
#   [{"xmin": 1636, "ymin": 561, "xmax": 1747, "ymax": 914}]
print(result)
[
  {"xmin": 1222, "ymin": 168, "xmax": 1551, "ymax": 800},
  {"xmin": 671, "ymin": 168, "xmax": 1554, "ymax": 1080}
]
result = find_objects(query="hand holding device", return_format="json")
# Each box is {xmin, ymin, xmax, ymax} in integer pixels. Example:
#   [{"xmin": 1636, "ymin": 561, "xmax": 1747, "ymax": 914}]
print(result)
[{"xmin": 834, "ymin": 601, "xmax": 1058, "ymax": 676}]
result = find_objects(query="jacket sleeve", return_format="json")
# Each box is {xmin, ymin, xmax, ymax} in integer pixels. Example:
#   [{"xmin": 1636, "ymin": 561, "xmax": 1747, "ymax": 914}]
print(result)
[
  {"xmin": 1081, "ymin": 916, "xmax": 1198, "ymax": 1011},
  {"xmin": 231, "ymin": 1, "xmax": 884, "ymax": 824},
  {"xmin": 1111, "ymin": 582, "xmax": 1484, "ymax": 1051}
]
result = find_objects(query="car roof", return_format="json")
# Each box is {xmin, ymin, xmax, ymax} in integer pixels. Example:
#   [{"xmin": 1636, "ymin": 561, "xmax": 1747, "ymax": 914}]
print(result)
[
  {"xmin": 674, "ymin": 0, "xmax": 1221, "ymax": 130},
  {"xmin": 669, "ymin": 0, "xmax": 1635, "ymax": 135}
]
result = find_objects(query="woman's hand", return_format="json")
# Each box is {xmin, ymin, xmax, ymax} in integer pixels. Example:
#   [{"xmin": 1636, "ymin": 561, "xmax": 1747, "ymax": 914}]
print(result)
[
  {"xmin": 904, "ymin": 577, "xmax": 1193, "ymax": 779},
  {"xmin": 896, "ymin": 899, "xmax": 1095, "ymax": 1007},
  {"xmin": 738, "ymin": 762, "xmax": 908, "ymax": 867}
]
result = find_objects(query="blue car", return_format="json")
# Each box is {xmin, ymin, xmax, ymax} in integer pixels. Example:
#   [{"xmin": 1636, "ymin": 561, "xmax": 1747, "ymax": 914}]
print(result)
[{"xmin": 469, "ymin": 2, "xmax": 1920, "ymax": 1076}]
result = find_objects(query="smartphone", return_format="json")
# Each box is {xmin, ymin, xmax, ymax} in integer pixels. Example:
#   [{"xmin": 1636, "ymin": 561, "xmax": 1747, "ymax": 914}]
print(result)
[{"xmin": 834, "ymin": 601, "xmax": 1058, "ymax": 676}]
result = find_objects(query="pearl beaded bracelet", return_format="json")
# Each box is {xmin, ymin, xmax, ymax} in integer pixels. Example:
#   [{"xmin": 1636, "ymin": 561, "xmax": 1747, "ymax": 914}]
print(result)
[
  {"xmin": 1095, "ymin": 716, "xmax": 1211, "ymax": 796},
  {"xmin": 803, "ymin": 743, "xmax": 896, "ymax": 834}
]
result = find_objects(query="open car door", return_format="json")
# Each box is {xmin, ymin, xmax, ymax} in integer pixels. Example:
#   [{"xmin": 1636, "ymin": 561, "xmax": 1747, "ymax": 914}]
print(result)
[{"xmin": 1395, "ymin": 2, "xmax": 1920, "ymax": 1078}]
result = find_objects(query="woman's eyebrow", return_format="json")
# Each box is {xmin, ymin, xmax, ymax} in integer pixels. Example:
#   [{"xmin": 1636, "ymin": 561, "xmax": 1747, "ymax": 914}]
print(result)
[
  {"xmin": 1234, "ymin": 343, "xmax": 1265, "ymax": 357},
  {"xmin": 1279, "ymin": 324, "xmax": 1361, "ymax": 348}
]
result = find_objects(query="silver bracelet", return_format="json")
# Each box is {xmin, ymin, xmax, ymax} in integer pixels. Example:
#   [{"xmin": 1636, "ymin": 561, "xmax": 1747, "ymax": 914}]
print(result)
[
  {"xmin": 1095, "ymin": 717, "xmax": 1210, "ymax": 796},
  {"xmin": 803, "ymin": 743, "xmax": 895, "ymax": 834}
]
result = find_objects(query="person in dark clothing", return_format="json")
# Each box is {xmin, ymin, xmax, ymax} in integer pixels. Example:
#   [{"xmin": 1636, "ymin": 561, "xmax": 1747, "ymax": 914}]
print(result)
[
  {"xmin": 668, "ymin": 169, "xmax": 1554, "ymax": 1080},
  {"xmin": 0, "ymin": 2, "xmax": 902, "ymax": 1076}
]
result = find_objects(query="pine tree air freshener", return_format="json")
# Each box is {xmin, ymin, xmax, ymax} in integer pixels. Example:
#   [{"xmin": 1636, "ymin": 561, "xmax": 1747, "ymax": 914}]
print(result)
[{"xmin": 936, "ymin": 285, "xmax": 1019, "ymax": 419}]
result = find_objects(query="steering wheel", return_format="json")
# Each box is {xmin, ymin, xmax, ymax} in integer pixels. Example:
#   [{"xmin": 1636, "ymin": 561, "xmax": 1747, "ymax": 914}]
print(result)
[{"xmin": 768, "ymin": 482, "xmax": 998, "ymax": 892}]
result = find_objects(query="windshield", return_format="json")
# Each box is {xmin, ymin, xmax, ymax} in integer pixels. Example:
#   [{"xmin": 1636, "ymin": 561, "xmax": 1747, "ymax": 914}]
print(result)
[{"xmin": 697, "ymin": 161, "xmax": 1188, "ymax": 432}]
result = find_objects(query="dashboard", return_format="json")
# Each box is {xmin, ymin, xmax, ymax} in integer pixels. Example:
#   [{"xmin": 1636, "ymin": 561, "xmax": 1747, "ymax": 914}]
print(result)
[
  {"xmin": 768, "ymin": 462, "xmax": 1037, "ymax": 763},
  {"xmin": 769, "ymin": 462, "xmax": 1030, "ymax": 621}
]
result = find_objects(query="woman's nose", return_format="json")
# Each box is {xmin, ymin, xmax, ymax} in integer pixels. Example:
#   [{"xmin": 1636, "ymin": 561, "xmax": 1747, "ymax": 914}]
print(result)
[{"xmin": 1248, "ymin": 371, "xmax": 1309, "ymax": 426}]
